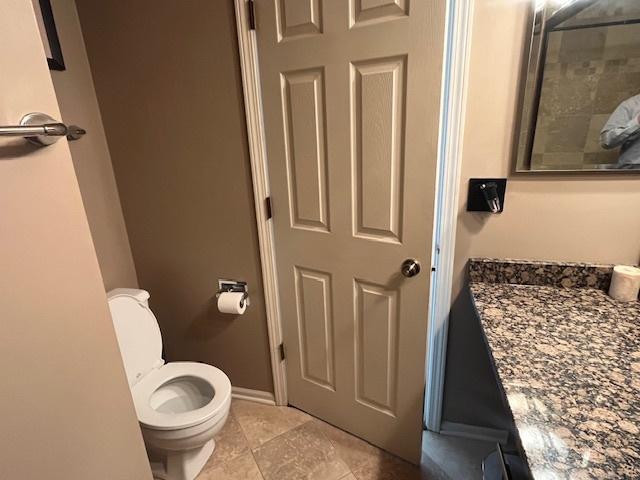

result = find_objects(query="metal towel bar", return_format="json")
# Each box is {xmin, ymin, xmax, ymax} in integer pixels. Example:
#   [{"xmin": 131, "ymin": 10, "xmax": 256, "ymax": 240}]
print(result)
[{"xmin": 0, "ymin": 112, "xmax": 85, "ymax": 146}]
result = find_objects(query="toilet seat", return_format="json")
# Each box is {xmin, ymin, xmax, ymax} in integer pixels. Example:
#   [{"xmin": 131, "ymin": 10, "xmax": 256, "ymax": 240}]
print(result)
[{"xmin": 132, "ymin": 362, "xmax": 231, "ymax": 431}]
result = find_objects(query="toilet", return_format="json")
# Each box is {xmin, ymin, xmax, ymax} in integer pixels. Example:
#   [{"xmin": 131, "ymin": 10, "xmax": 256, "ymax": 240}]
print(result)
[{"xmin": 107, "ymin": 288, "xmax": 232, "ymax": 480}]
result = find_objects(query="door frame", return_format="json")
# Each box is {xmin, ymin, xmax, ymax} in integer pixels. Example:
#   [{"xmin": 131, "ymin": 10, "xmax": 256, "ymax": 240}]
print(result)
[
  {"xmin": 233, "ymin": 0, "xmax": 474, "ymax": 425},
  {"xmin": 424, "ymin": 0, "xmax": 474, "ymax": 431},
  {"xmin": 234, "ymin": 0, "xmax": 288, "ymax": 405}
]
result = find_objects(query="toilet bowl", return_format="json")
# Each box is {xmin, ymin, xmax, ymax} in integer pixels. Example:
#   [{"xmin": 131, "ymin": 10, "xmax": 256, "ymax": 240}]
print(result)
[{"xmin": 107, "ymin": 288, "xmax": 232, "ymax": 480}]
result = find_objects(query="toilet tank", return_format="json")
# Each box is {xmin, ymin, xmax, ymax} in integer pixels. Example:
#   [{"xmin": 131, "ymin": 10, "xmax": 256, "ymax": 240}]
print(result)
[{"xmin": 107, "ymin": 288, "xmax": 150, "ymax": 306}]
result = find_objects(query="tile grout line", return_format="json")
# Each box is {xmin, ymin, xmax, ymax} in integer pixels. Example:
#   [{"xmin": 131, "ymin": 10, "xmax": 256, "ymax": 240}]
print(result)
[
  {"xmin": 317, "ymin": 421, "xmax": 358, "ymax": 480},
  {"xmin": 245, "ymin": 416, "xmax": 315, "ymax": 453},
  {"xmin": 251, "ymin": 417, "xmax": 356, "ymax": 480},
  {"xmin": 230, "ymin": 409, "xmax": 254, "ymax": 467},
  {"xmin": 249, "ymin": 417, "xmax": 315, "ymax": 453},
  {"xmin": 210, "ymin": 407, "xmax": 265, "ymax": 479},
  {"xmin": 229, "ymin": 406, "xmax": 259, "ymax": 455},
  {"xmin": 231, "ymin": 401, "xmax": 317, "ymax": 478},
  {"xmin": 200, "ymin": 411, "xmax": 249, "ymax": 476},
  {"xmin": 231, "ymin": 402, "xmax": 359, "ymax": 480},
  {"xmin": 338, "ymin": 473, "xmax": 356, "ymax": 480},
  {"xmin": 248, "ymin": 448, "xmax": 266, "ymax": 480},
  {"xmin": 310, "ymin": 419, "xmax": 359, "ymax": 479}
]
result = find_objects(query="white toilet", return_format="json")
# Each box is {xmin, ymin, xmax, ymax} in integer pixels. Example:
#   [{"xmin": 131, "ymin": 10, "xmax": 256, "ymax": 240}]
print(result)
[{"xmin": 107, "ymin": 288, "xmax": 232, "ymax": 480}]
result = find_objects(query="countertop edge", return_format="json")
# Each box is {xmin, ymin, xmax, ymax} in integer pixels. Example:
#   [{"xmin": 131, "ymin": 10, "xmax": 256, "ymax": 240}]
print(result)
[{"xmin": 468, "ymin": 281, "xmax": 535, "ymax": 478}]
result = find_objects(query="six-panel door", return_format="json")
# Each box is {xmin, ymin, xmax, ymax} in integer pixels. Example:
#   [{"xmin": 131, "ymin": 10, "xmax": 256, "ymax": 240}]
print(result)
[{"xmin": 255, "ymin": 0, "xmax": 445, "ymax": 462}]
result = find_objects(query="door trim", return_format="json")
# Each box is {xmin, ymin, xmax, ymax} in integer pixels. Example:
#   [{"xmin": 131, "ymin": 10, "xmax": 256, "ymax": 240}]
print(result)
[
  {"xmin": 424, "ymin": 0, "xmax": 474, "ymax": 431},
  {"xmin": 233, "ymin": 0, "xmax": 473, "ymax": 417},
  {"xmin": 234, "ymin": 0, "xmax": 287, "ymax": 406}
]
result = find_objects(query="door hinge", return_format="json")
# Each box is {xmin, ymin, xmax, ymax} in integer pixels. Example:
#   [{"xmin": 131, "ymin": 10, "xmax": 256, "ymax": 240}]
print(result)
[
  {"xmin": 278, "ymin": 343, "xmax": 286, "ymax": 361},
  {"xmin": 265, "ymin": 196, "xmax": 272, "ymax": 220},
  {"xmin": 248, "ymin": 0, "xmax": 256, "ymax": 30}
]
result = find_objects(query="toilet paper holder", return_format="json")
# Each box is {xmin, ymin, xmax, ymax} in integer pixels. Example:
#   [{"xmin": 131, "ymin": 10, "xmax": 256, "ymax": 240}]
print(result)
[{"xmin": 217, "ymin": 279, "xmax": 250, "ymax": 307}]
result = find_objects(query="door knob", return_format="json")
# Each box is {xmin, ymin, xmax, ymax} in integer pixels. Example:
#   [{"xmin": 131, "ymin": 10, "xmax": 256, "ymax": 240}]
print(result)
[{"xmin": 401, "ymin": 259, "xmax": 421, "ymax": 277}]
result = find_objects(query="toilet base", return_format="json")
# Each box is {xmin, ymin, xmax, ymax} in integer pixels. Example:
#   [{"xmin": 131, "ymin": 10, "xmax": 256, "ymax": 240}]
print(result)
[{"xmin": 150, "ymin": 439, "xmax": 215, "ymax": 480}]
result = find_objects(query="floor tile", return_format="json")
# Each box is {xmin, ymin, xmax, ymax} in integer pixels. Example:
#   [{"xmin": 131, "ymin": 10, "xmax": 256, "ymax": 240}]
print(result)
[
  {"xmin": 197, "ymin": 451, "xmax": 263, "ymax": 480},
  {"xmin": 422, "ymin": 431, "xmax": 494, "ymax": 480},
  {"xmin": 350, "ymin": 452, "xmax": 429, "ymax": 480},
  {"xmin": 253, "ymin": 420, "xmax": 351, "ymax": 480},
  {"xmin": 314, "ymin": 419, "xmax": 384, "ymax": 472},
  {"xmin": 194, "ymin": 401, "xmax": 492, "ymax": 480},
  {"xmin": 418, "ymin": 451, "xmax": 450, "ymax": 480},
  {"xmin": 203, "ymin": 413, "xmax": 250, "ymax": 469},
  {"xmin": 316, "ymin": 419, "xmax": 433, "ymax": 480},
  {"xmin": 232, "ymin": 399, "xmax": 312, "ymax": 448}
]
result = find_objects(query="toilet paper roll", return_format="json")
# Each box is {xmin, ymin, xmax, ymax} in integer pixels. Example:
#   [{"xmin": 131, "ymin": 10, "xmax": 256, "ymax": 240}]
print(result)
[
  {"xmin": 608, "ymin": 265, "xmax": 640, "ymax": 302},
  {"xmin": 217, "ymin": 291, "xmax": 248, "ymax": 314}
]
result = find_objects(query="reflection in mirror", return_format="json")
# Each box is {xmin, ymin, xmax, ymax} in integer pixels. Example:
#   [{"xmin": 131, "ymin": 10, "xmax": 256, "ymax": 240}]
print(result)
[{"xmin": 516, "ymin": 0, "xmax": 640, "ymax": 171}]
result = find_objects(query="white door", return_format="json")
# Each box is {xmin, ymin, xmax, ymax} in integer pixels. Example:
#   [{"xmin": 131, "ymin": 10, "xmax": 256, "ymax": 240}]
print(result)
[
  {"xmin": 254, "ymin": 0, "xmax": 445, "ymax": 462},
  {"xmin": 0, "ymin": 2, "xmax": 151, "ymax": 478}
]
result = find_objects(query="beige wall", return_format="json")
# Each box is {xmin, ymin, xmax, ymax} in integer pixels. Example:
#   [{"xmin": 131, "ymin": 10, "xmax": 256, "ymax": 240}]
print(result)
[
  {"xmin": 456, "ymin": 0, "xmax": 640, "ymax": 271},
  {"xmin": 76, "ymin": 0, "xmax": 274, "ymax": 392},
  {"xmin": 0, "ymin": 1, "xmax": 151, "ymax": 478},
  {"xmin": 443, "ymin": 0, "xmax": 640, "ymax": 430},
  {"xmin": 48, "ymin": 0, "xmax": 137, "ymax": 291}
]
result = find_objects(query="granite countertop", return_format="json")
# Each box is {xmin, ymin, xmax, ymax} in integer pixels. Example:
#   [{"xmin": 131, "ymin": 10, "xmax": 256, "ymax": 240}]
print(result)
[{"xmin": 469, "ymin": 259, "xmax": 640, "ymax": 480}]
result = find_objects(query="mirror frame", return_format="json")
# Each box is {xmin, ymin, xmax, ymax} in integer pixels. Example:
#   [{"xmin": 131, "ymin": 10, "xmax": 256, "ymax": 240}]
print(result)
[{"xmin": 514, "ymin": 0, "xmax": 640, "ymax": 174}]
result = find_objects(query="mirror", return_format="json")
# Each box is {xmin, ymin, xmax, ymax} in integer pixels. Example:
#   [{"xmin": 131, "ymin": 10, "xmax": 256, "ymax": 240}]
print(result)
[{"xmin": 516, "ymin": 0, "xmax": 640, "ymax": 172}]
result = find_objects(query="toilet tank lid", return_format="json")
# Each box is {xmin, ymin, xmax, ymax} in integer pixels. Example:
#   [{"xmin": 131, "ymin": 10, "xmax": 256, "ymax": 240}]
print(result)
[
  {"xmin": 108, "ymin": 288, "xmax": 150, "ymax": 304},
  {"xmin": 107, "ymin": 292, "xmax": 163, "ymax": 387}
]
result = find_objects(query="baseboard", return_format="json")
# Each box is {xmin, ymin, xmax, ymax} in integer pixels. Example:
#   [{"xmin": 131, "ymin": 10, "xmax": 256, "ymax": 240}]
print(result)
[
  {"xmin": 231, "ymin": 387, "xmax": 276, "ymax": 406},
  {"xmin": 439, "ymin": 421, "xmax": 509, "ymax": 444}
]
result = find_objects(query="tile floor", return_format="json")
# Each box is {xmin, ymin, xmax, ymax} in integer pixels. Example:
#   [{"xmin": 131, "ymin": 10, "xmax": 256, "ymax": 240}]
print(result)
[
  {"xmin": 195, "ymin": 400, "xmax": 493, "ymax": 480},
  {"xmin": 422, "ymin": 431, "xmax": 496, "ymax": 479}
]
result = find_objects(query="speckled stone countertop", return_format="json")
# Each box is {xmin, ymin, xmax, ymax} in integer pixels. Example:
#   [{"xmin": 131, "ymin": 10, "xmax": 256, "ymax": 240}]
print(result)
[{"xmin": 469, "ymin": 259, "xmax": 640, "ymax": 479}]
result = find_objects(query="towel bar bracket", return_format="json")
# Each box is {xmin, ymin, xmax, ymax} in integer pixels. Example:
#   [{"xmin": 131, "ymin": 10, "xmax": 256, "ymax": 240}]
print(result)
[{"xmin": 0, "ymin": 112, "xmax": 86, "ymax": 146}]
